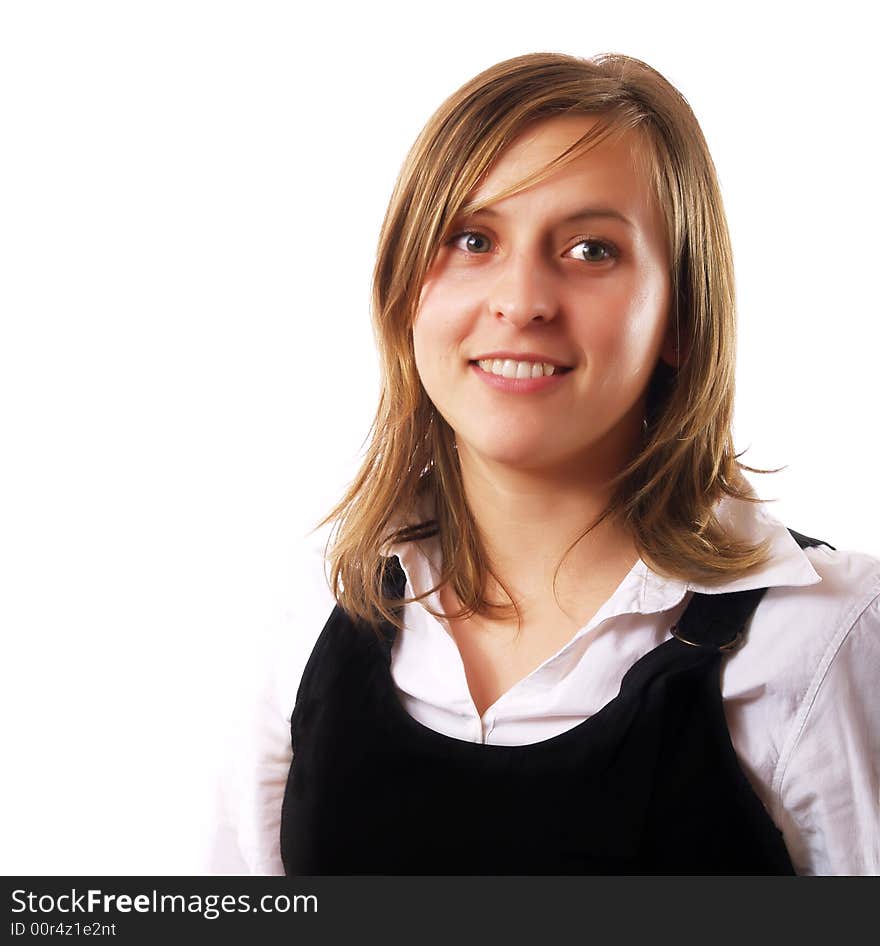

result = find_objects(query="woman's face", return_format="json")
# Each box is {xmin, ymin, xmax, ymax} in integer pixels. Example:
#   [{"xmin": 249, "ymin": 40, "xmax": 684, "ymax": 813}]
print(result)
[{"xmin": 412, "ymin": 114, "xmax": 677, "ymax": 479}]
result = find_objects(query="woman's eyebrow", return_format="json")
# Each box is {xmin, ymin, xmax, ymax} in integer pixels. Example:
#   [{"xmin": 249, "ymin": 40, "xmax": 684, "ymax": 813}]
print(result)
[{"xmin": 457, "ymin": 205, "xmax": 635, "ymax": 229}]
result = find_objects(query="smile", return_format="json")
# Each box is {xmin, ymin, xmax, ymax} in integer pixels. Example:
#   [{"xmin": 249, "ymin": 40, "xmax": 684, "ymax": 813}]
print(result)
[
  {"xmin": 476, "ymin": 358, "xmax": 563, "ymax": 379},
  {"xmin": 469, "ymin": 360, "xmax": 572, "ymax": 393}
]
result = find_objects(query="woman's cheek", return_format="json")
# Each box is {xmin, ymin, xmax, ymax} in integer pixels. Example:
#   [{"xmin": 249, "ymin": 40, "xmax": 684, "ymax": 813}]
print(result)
[
  {"xmin": 416, "ymin": 282, "xmax": 476, "ymax": 352},
  {"xmin": 592, "ymin": 284, "xmax": 664, "ymax": 362},
  {"xmin": 578, "ymin": 297, "xmax": 629, "ymax": 358},
  {"xmin": 413, "ymin": 307, "xmax": 456, "ymax": 399}
]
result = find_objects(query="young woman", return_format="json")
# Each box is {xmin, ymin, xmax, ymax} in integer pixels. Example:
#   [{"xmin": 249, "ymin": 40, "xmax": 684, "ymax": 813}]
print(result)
[{"xmin": 207, "ymin": 52, "xmax": 879, "ymax": 875}]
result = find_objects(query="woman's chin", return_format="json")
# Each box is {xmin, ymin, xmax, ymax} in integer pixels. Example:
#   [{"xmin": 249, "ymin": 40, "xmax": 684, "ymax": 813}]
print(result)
[{"xmin": 459, "ymin": 437, "xmax": 566, "ymax": 473}]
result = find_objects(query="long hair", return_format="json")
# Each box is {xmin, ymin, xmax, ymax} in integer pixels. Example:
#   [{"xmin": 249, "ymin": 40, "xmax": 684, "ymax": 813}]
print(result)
[{"xmin": 312, "ymin": 51, "xmax": 780, "ymax": 634}]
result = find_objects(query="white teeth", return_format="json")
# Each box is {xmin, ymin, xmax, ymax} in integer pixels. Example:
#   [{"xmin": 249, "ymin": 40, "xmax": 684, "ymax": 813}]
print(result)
[{"xmin": 477, "ymin": 358, "xmax": 559, "ymax": 378}]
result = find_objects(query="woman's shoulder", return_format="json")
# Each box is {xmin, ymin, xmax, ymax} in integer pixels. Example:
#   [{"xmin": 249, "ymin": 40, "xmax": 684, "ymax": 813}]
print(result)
[
  {"xmin": 202, "ymin": 531, "xmax": 338, "ymax": 876},
  {"xmin": 265, "ymin": 528, "xmax": 341, "ymax": 720},
  {"xmin": 757, "ymin": 534, "xmax": 880, "ymax": 874},
  {"xmin": 709, "ymin": 496, "xmax": 880, "ymax": 652},
  {"xmin": 717, "ymin": 511, "xmax": 880, "ymax": 873},
  {"xmin": 721, "ymin": 504, "xmax": 879, "ymax": 725},
  {"xmin": 763, "ymin": 528, "xmax": 880, "ymax": 647},
  {"xmin": 794, "ymin": 519, "xmax": 880, "ymax": 585}
]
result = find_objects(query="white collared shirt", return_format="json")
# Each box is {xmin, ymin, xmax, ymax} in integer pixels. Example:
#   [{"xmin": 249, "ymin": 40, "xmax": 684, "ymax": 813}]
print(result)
[{"xmin": 204, "ymin": 495, "xmax": 880, "ymax": 875}]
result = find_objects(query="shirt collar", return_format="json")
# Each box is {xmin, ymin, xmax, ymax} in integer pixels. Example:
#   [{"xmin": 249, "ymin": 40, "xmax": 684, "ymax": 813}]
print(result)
[
  {"xmin": 637, "ymin": 495, "xmax": 823, "ymax": 614},
  {"xmin": 381, "ymin": 491, "xmax": 823, "ymax": 619}
]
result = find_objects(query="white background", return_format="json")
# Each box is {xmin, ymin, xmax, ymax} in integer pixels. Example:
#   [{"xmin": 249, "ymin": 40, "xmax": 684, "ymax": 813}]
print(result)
[{"xmin": 1, "ymin": 0, "xmax": 877, "ymax": 874}]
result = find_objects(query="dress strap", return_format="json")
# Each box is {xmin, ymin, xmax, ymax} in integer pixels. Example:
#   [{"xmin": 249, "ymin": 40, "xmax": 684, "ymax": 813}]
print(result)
[
  {"xmin": 671, "ymin": 587, "xmax": 768, "ymax": 651},
  {"xmin": 786, "ymin": 527, "xmax": 836, "ymax": 551},
  {"xmin": 670, "ymin": 525, "xmax": 836, "ymax": 651},
  {"xmin": 380, "ymin": 554, "xmax": 408, "ymax": 601},
  {"xmin": 367, "ymin": 555, "xmax": 409, "ymax": 657}
]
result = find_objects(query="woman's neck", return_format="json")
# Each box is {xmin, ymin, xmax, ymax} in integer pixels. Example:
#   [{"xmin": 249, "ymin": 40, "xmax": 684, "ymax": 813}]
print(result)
[{"xmin": 454, "ymin": 444, "xmax": 639, "ymax": 623}]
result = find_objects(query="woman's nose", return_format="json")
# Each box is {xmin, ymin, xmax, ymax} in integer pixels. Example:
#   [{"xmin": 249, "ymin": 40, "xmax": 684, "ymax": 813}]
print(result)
[{"xmin": 487, "ymin": 250, "xmax": 559, "ymax": 326}]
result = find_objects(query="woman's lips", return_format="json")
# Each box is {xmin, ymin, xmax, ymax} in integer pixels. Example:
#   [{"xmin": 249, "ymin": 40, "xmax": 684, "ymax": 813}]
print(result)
[{"xmin": 469, "ymin": 361, "xmax": 571, "ymax": 393}]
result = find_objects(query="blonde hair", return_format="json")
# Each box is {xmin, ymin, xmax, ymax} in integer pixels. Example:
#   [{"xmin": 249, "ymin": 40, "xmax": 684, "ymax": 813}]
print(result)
[{"xmin": 312, "ymin": 51, "xmax": 779, "ymax": 634}]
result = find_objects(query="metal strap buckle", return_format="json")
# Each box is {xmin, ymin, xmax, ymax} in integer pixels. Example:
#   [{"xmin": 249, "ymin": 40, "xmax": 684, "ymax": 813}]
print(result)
[{"xmin": 670, "ymin": 623, "xmax": 745, "ymax": 653}]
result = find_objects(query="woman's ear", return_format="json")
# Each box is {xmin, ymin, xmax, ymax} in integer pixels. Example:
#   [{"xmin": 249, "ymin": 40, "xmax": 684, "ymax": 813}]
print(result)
[{"xmin": 659, "ymin": 322, "xmax": 687, "ymax": 368}]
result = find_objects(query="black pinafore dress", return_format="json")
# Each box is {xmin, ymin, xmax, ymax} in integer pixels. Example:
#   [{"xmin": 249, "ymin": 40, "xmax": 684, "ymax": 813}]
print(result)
[{"xmin": 280, "ymin": 528, "xmax": 832, "ymax": 875}]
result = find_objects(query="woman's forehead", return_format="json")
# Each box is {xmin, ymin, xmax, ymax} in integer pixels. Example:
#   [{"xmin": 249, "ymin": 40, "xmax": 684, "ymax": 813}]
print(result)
[{"xmin": 462, "ymin": 116, "xmax": 656, "ymax": 223}]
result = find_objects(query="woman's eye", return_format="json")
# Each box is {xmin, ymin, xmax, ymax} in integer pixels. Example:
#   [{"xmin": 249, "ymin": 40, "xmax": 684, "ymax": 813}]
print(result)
[
  {"xmin": 569, "ymin": 239, "xmax": 617, "ymax": 263},
  {"xmin": 450, "ymin": 231, "xmax": 492, "ymax": 254},
  {"xmin": 447, "ymin": 231, "xmax": 616, "ymax": 263}
]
